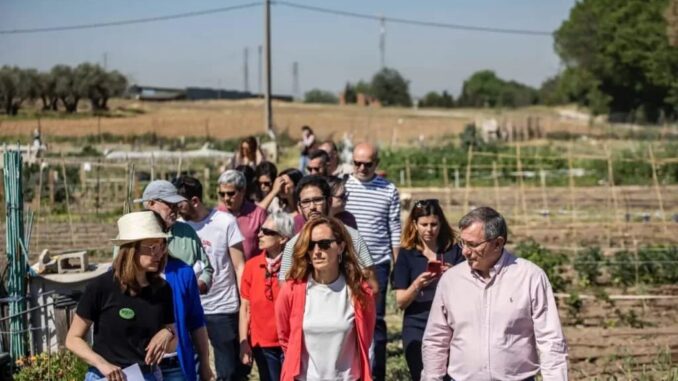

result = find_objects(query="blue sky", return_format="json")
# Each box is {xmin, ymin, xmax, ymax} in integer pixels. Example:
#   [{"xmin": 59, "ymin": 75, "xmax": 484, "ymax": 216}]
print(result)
[{"xmin": 0, "ymin": 0, "xmax": 575, "ymax": 98}]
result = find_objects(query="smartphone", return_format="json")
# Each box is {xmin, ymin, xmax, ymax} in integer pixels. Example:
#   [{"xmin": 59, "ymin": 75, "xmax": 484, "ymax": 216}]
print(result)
[{"xmin": 427, "ymin": 261, "xmax": 442, "ymax": 276}]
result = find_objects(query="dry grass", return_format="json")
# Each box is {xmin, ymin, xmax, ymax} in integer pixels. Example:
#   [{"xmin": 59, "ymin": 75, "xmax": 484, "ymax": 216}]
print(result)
[{"xmin": 0, "ymin": 99, "xmax": 593, "ymax": 145}]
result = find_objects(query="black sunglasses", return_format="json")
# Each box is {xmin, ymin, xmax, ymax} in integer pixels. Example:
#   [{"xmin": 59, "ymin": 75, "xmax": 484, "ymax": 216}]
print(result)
[
  {"xmin": 218, "ymin": 190, "xmax": 238, "ymax": 198},
  {"xmin": 309, "ymin": 239, "xmax": 336, "ymax": 250},
  {"xmin": 260, "ymin": 227, "xmax": 281, "ymax": 236},
  {"xmin": 353, "ymin": 160, "xmax": 374, "ymax": 168},
  {"xmin": 414, "ymin": 199, "xmax": 440, "ymax": 209}
]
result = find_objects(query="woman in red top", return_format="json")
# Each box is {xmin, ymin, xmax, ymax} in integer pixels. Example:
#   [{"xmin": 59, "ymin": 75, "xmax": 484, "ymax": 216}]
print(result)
[
  {"xmin": 239, "ymin": 211, "xmax": 294, "ymax": 381},
  {"xmin": 276, "ymin": 216, "xmax": 375, "ymax": 381}
]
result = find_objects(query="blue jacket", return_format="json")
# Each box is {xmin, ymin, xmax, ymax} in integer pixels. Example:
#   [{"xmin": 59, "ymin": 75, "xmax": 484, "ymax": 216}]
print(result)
[{"xmin": 165, "ymin": 258, "xmax": 206, "ymax": 381}]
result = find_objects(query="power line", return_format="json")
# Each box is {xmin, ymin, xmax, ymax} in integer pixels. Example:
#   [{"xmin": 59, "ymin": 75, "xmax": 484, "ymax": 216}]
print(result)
[
  {"xmin": 274, "ymin": 0, "xmax": 554, "ymax": 37},
  {"xmin": 0, "ymin": 2, "xmax": 262, "ymax": 34},
  {"xmin": 0, "ymin": 1, "xmax": 555, "ymax": 37}
]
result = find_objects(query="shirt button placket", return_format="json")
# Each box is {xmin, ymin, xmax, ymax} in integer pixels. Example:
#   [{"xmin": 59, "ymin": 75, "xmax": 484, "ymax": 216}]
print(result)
[{"xmin": 485, "ymin": 285, "xmax": 492, "ymax": 380}]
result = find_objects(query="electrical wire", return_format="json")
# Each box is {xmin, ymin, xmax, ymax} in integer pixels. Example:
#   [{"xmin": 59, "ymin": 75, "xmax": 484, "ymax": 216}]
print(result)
[
  {"xmin": 0, "ymin": 2, "xmax": 262, "ymax": 34},
  {"xmin": 0, "ymin": 1, "xmax": 554, "ymax": 37},
  {"xmin": 275, "ymin": 0, "xmax": 554, "ymax": 37}
]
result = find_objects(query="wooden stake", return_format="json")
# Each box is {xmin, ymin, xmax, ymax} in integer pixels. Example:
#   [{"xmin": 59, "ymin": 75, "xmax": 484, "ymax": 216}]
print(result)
[
  {"xmin": 539, "ymin": 168, "xmax": 550, "ymax": 225},
  {"xmin": 605, "ymin": 144, "xmax": 624, "ymax": 248},
  {"xmin": 648, "ymin": 144, "xmax": 668, "ymax": 234},
  {"xmin": 204, "ymin": 167, "xmax": 211, "ymax": 203},
  {"xmin": 405, "ymin": 157, "xmax": 412, "ymax": 188},
  {"xmin": 516, "ymin": 143, "xmax": 528, "ymax": 223},
  {"xmin": 463, "ymin": 144, "xmax": 474, "ymax": 212},
  {"xmin": 492, "ymin": 161, "xmax": 500, "ymax": 210},
  {"xmin": 567, "ymin": 144, "xmax": 577, "ymax": 255},
  {"xmin": 60, "ymin": 155, "xmax": 75, "ymax": 247},
  {"xmin": 150, "ymin": 153, "xmax": 156, "ymax": 181}
]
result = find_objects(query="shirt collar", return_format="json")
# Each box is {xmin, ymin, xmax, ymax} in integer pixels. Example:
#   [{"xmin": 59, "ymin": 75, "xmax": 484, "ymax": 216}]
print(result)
[{"xmin": 470, "ymin": 248, "xmax": 508, "ymax": 284}]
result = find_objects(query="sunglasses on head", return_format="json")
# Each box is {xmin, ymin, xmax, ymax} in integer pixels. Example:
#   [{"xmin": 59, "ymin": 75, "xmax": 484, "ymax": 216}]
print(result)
[
  {"xmin": 353, "ymin": 160, "xmax": 374, "ymax": 168},
  {"xmin": 414, "ymin": 199, "xmax": 440, "ymax": 209},
  {"xmin": 258, "ymin": 181, "xmax": 272, "ymax": 187},
  {"xmin": 260, "ymin": 227, "xmax": 281, "ymax": 236},
  {"xmin": 309, "ymin": 239, "xmax": 336, "ymax": 250},
  {"xmin": 218, "ymin": 190, "xmax": 238, "ymax": 198}
]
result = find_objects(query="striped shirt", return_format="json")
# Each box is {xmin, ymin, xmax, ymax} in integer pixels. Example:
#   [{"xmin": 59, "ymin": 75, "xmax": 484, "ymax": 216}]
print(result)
[
  {"xmin": 278, "ymin": 225, "xmax": 374, "ymax": 281},
  {"xmin": 344, "ymin": 175, "xmax": 401, "ymax": 264}
]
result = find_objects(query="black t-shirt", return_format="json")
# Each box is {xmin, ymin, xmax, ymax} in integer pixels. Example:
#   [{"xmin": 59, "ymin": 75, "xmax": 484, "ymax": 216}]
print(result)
[
  {"xmin": 76, "ymin": 271, "xmax": 174, "ymax": 370},
  {"xmin": 392, "ymin": 245, "xmax": 464, "ymax": 333}
]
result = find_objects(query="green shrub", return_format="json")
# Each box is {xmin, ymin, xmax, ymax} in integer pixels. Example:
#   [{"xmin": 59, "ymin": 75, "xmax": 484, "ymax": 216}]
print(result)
[
  {"xmin": 385, "ymin": 353, "xmax": 412, "ymax": 381},
  {"xmin": 14, "ymin": 351, "xmax": 88, "ymax": 381},
  {"xmin": 573, "ymin": 247, "xmax": 603, "ymax": 286},
  {"xmin": 514, "ymin": 240, "xmax": 569, "ymax": 292}
]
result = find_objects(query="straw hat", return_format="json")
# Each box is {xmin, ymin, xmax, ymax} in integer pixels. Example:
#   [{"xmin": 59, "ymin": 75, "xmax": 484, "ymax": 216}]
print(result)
[{"xmin": 111, "ymin": 211, "xmax": 168, "ymax": 246}]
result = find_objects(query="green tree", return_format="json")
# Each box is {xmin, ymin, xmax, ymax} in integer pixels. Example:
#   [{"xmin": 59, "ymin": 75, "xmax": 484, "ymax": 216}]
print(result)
[
  {"xmin": 0, "ymin": 66, "xmax": 40, "ymax": 115},
  {"xmin": 457, "ymin": 70, "xmax": 537, "ymax": 108},
  {"xmin": 370, "ymin": 68, "xmax": 412, "ymax": 107},
  {"xmin": 419, "ymin": 90, "xmax": 454, "ymax": 108},
  {"xmin": 343, "ymin": 82, "xmax": 357, "ymax": 103},
  {"xmin": 38, "ymin": 71, "xmax": 59, "ymax": 111},
  {"xmin": 304, "ymin": 89, "xmax": 339, "ymax": 104},
  {"xmin": 52, "ymin": 65, "xmax": 81, "ymax": 113},
  {"xmin": 555, "ymin": 0, "xmax": 678, "ymax": 122}
]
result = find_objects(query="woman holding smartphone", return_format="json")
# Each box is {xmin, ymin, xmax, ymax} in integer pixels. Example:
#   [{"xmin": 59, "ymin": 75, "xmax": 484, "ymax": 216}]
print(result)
[{"xmin": 392, "ymin": 199, "xmax": 464, "ymax": 381}]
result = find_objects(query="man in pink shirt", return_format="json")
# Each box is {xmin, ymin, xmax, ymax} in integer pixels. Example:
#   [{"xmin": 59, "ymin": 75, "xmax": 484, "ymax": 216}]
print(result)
[
  {"xmin": 217, "ymin": 169, "xmax": 268, "ymax": 261},
  {"xmin": 421, "ymin": 207, "xmax": 568, "ymax": 381}
]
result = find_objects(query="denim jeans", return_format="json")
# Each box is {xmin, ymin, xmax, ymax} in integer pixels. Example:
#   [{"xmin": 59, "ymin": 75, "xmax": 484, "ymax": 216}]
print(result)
[
  {"xmin": 252, "ymin": 346, "xmax": 283, "ymax": 381},
  {"xmin": 371, "ymin": 261, "xmax": 390, "ymax": 381},
  {"xmin": 84, "ymin": 366, "xmax": 160, "ymax": 381},
  {"xmin": 160, "ymin": 358, "xmax": 186, "ymax": 381},
  {"xmin": 205, "ymin": 313, "xmax": 248, "ymax": 381}
]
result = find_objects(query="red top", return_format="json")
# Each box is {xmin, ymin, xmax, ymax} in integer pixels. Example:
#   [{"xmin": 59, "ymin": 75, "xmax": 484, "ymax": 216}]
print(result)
[
  {"xmin": 240, "ymin": 251, "xmax": 281, "ymax": 347},
  {"xmin": 275, "ymin": 278, "xmax": 375, "ymax": 381},
  {"xmin": 218, "ymin": 201, "xmax": 268, "ymax": 261}
]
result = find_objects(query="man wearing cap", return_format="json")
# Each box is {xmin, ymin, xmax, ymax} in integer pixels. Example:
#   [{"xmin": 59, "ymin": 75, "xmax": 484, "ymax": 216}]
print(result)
[{"xmin": 136, "ymin": 180, "xmax": 214, "ymax": 294}]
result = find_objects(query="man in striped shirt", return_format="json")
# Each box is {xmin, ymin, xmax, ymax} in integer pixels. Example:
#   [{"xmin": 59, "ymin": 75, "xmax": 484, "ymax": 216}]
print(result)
[{"xmin": 345, "ymin": 142, "xmax": 402, "ymax": 381}]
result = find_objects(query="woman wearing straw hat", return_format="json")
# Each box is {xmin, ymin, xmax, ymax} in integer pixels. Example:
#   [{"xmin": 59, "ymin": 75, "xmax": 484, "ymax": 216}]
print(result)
[{"xmin": 66, "ymin": 211, "xmax": 177, "ymax": 381}]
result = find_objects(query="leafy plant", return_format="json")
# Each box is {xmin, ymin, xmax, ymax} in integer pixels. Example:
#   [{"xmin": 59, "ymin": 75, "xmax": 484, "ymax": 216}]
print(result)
[
  {"xmin": 574, "ymin": 247, "xmax": 604, "ymax": 286},
  {"xmin": 565, "ymin": 291, "xmax": 584, "ymax": 325},
  {"xmin": 514, "ymin": 240, "xmax": 569, "ymax": 293},
  {"xmin": 14, "ymin": 351, "xmax": 88, "ymax": 381}
]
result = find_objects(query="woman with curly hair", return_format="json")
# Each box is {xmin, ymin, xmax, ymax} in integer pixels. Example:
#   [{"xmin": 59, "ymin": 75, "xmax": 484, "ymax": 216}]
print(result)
[{"xmin": 276, "ymin": 216, "xmax": 375, "ymax": 381}]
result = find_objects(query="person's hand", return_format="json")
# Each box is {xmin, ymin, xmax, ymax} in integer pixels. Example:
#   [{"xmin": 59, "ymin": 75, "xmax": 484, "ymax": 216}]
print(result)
[
  {"xmin": 145, "ymin": 328, "xmax": 173, "ymax": 365},
  {"xmin": 97, "ymin": 361, "xmax": 125, "ymax": 381},
  {"xmin": 414, "ymin": 272, "xmax": 435, "ymax": 290},
  {"xmin": 271, "ymin": 176, "xmax": 285, "ymax": 195},
  {"xmin": 198, "ymin": 280, "xmax": 209, "ymax": 295},
  {"xmin": 441, "ymin": 262, "xmax": 454, "ymax": 273},
  {"xmin": 199, "ymin": 361, "xmax": 215, "ymax": 381},
  {"xmin": 239, "ymin": 340, "xmax": 253, "ymax": 366}
]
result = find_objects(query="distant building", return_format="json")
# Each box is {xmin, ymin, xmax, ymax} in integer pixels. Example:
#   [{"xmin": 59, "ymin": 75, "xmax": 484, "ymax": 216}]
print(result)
[{"xmin": 127, "ymin": 84, "xmax": 293, "ymax": 102}]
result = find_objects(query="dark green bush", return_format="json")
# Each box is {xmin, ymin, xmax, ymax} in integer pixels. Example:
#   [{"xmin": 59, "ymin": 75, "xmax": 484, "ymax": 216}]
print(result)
[{"xmin": 514, "ymin": 240, "xmax": 569, "ymax": 292}]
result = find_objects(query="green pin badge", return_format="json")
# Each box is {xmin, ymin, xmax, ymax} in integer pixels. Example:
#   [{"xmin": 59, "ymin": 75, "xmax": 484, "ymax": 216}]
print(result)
[{"xmin": 119, "ymin": 308, "xmax": 135, "ymax": 320}]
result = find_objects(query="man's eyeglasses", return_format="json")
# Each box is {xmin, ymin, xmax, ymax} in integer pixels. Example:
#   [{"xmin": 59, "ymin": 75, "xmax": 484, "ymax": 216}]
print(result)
[
  {"xmin": 306, "ymin": 166, "xmax": 323, "ymax": 174},
  {"xmin": 458, "ymin": 237, "xmax": 496, "ymax": 252},
  {"xmin": 299, "ymin": 196, "xmax": 325, "ymax": 208},
  {"xmin": 218, "ymin": 190, "xmax": 238, "ymax": 198},
  {"xmin": 309, "ymin": 239, "xmax": 336, "ymax": 250},
  {"xmin": 353, "ymin": 160, "xmax": 374, "ymax": 169},
  {"xmin": 260, "ymin": 227, "xmax": 281, "ymax": 237},
  {"xmin": 414, "ymin": 199, "xmax": 440, "ymax": 209},
  {"xmin": 155, "ymin": 199, "xmax": 178, "ymax": 211}
]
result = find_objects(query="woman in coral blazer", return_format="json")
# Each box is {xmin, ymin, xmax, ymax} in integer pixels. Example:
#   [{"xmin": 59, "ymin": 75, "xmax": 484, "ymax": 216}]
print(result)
[{"xmin": 276, "ymin": 216, "xmax": 375, "ymax": 381}]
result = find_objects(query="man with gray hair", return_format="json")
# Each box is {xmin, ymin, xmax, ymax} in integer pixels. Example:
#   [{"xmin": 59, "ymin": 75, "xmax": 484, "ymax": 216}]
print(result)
[
  {"xmin": 421, "ymin": 207, "xmax": 568, "ymax": 381},
  {"xmin": 136, "ymin": 179, "xmax": 213, "ymax": 293},
  {"xmin": 217, "ymin": 169, "xmax": 268, "ymax": 261}
]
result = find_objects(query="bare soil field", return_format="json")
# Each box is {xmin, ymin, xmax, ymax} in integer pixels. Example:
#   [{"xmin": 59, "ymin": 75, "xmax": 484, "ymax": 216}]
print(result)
[{"xmin": 0, "ymin": 99, "xmax": 593, "ymax": 144}]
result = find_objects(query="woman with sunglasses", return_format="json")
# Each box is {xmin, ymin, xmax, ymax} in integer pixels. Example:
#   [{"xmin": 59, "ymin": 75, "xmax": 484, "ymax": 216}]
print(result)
[
  {"xmin": 230, "ymin": 136, "xmax": 265, "ymax": 169},
  {"xmin": 392, "ymin": 199, "xmax": 464, "ymax": 381},
  {"xmin": 276, "ymin": 216, "xmax": 375, "ymax": 381},
  {"xmin": 258, "ymin": 168, "xmax": 303, "ymax": 219},
  {"xmin": 66, "ymin": 212, "xmax": 176, "ymax": 381},
  {"xmin": 253, "ymin": 161, "xmax": 278, "ymax": 210},
  {"xmin": 238, "ymin": 211, "xmax": 294, "ymax": 381}
]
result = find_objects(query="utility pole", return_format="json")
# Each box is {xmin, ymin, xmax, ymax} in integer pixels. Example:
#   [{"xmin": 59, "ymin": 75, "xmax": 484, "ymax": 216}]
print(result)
[
  {"xmin": 264, "ymin": 0, "xmax": 274, "ymax": 137},
  {"xmin": 243, "ymin": 47, "xmax": 250, "ymax": 93},
  {"xmin": 292, "ymin": 61, "xmax": 299, "ymax": 101},
  {"xmin": 379, "ymin": 16, "xmax": 386, "ymax": 69},
  {"xmin": 258, "ymin": 45, "xmax": 263, "ymax": 96}
]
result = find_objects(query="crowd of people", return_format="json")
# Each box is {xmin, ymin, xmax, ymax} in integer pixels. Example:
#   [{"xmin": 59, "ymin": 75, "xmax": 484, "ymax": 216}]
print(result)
[{"xmin": 65, "ymin": 129, "xmax": 569, "ymax": 381}]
